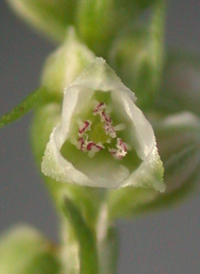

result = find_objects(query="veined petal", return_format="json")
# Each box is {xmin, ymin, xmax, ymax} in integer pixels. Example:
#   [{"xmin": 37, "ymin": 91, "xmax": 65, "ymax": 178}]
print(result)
[{"xmin": 42, "ymin": 58, "xmax": 165, "ymax": 191}]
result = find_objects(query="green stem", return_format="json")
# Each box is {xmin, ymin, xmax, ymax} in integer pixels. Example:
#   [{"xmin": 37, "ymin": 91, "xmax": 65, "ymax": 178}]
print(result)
[
  {"xmin": 0, "ymin": 88, "xmax": 42, "ymax": 129},
  {"xmin": 59, "ymin": 195, "xmax": 119, "ymax": 274},
  {"xmin": 62, "ymin": 197, "xmax": 99, "ymax": 274}
]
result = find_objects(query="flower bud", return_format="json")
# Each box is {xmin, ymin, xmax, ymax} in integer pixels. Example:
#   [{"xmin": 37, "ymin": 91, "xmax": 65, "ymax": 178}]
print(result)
[
  {"xmin": 41, "ymin": 58, "xmax": 165, "ymax": 191},
  {"xmin": 41, "ymin": 28, "xmax": 95, "ymax": 100},
  {"xmin": 75, "ymin": 0, "xmax": 158, "ymax": 56},
  {"xmin": 76, "ymin": 0, "xmax": 117, "ymax": 55},
  {"xmin": 0, "ymin": 226, "xmax": 60, "ymax": 274}
]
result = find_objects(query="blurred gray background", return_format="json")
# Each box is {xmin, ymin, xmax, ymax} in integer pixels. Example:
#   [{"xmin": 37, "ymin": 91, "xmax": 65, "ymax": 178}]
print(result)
[{"xmin": 0, "ymin": 0, "xmax": 200, "ymax": 273}]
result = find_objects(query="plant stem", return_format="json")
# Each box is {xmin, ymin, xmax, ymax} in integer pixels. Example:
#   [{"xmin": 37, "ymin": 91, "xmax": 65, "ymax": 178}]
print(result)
[{"xmin": 59, "ymin": 199, "xmax": 119, "ymax": 274}]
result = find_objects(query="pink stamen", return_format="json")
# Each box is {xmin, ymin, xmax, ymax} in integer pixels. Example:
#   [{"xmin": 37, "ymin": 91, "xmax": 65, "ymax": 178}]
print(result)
[
  {"xmin": 77, "ymin": 137, "xmax": 86, "ymax": 151},
  {"xmin": 117, "ymin": 138, "xmax": 127, "ymax": 153},
  {"xmin": 86, "ymin": 141, "xmax": 104, "ymax": 152},
  {"xmin": 108, "ymin": 148, "xmax": 117, "ymax": 157},
  {"xmin": 76, "ymin": 101, "xmax": 128, "ymax": 159},
  {"xmin": 108, "ymin": 148, "xmax": 123, "ymax": 160},
  {"xmin": 103, "ymin": 123, "xmax": 116, "ymax": 138},
  {"xmin": 101, "ymin": 111, "xmax": 112, "ymax": 123},
  {"xmin": 108, "ymin": 138, "xmax": 127, "ymax": 159},
  {"xmin": 93, "ymin": 102, "xmax": 106, "ymax": 115},
  {"xmin": 93, "ymin": 102, "xmax": 112, "ymax": 124},
  {"xmin": 78, "ymin": 120, "xmax": 91, "ymax": 136}
]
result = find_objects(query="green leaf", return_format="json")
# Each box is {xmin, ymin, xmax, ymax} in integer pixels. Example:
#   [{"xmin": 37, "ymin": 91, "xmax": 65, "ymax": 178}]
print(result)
[
  {"xmin": 6, "ymin": 0, "xmax": 78, "ymax": 42},
  {"xmin": 0, "ymin": 225, "xmax": 60, "ymax": 274},
  {"xmin": 62, "ymin": 197, "xmax": 99, "ymax": 274},
  {"xmin": 0, "ymin": 89, "xmax": 41, "ymax": 129},
  {"xmin": 155, "ymin": 50, "xmax": 200, "ymax": 116},
  {"xmin": 108, "ymin": 0, "xmax": 166, "ymax": 109}
]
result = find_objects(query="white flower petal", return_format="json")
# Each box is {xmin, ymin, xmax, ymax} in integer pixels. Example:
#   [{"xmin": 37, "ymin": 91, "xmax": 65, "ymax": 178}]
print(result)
[
  {"xmin": 70, "ymin": 58, "xmax": 136, "ymax": 102},
  {"xmin": 122, "ymin": 146, "xmax": 165, "ymax": 192},
  {"xmin": 42, "ymin": 58, "xmax": 165, "ymax": 191}
]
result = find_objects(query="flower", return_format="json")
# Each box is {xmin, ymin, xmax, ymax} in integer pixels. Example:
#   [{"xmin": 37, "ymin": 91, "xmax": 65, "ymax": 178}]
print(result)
[{"xmin": 42, "ymin": 58, "xmax": 165, "ymax": 191}]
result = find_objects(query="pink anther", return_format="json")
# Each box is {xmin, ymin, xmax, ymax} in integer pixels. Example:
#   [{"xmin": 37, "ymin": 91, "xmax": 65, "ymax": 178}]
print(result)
[
  {"xmin": 93, "ymin": 102, "xmax": 106, "ymax": 115},
  {"xmin": 117, "ymin": 138, "xmax": 127, "ymax": 153},
  {"xmin": 109, "ymin": 148, "xmax": 124, "ymax": 160},
  {"xmin": 108, "ymin": 148, "xmax": 118, "ymax": 157},
  {"xmin": 78, "ymin": 120, "xmax": 91, "ymax": 136},
  {"xmin": 108, "ymin": 138, "xmax": 127, "ymax": 159},
  {"xmin": 86, "ymin": 141, "xmax": 104, "ymax": 152},
  {"xmin": 77, "ymin": 137, "xmax": 86, "ymax": 151},
  {"xmin": 103, "ymin": 123, "xmax": 116, "ymax": 138}
]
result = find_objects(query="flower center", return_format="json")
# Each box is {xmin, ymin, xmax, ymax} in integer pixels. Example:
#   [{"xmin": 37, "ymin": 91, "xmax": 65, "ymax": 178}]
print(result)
[{"xmin": 75, "ymin": 102, "xmax": 128, "ymax": 159}]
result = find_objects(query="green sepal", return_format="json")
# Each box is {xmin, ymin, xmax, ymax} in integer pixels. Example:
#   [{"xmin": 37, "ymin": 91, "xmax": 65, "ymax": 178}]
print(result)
[
  {"xmin": 0, "ymin": 88, "xmax": 42, "ymax": 129},
  {"xmin": 155, "ymin": 50, "xmax": 200, "ymax": 116},
  {"xmin": 0, "ymin": 225, "xmax": 60, "ymax": 274},
  {"xmin": 109, "ymin": 0, "xmax": 166, "ymax": 109},
  {"xmin": 62, "ymin": 197, "xmax": 99, "ymax": 274},
  {"xmin": 6, "ymin": 0, "xmax": 78, "ymax": 42}
]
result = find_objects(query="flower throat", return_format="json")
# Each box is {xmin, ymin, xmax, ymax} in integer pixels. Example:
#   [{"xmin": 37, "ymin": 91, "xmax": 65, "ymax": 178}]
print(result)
[{"xmin": 75, "ymin": 102, "xmax": 128, "ymax": 159}]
